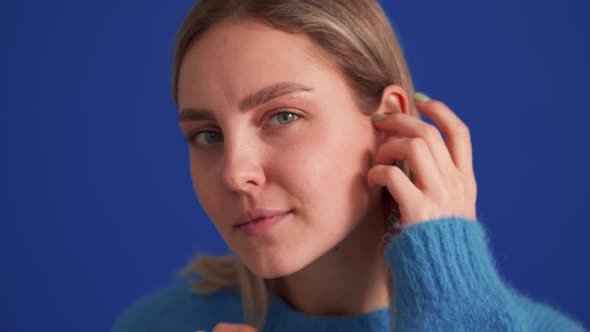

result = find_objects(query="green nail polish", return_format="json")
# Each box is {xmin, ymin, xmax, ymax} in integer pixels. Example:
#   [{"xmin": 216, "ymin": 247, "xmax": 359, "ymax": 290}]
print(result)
[
  {"xmin": 371, "ymin": 114, "xmax": 388, "ymax": 122},
  {"xmin": 414, "ymin": 92, "xmax": 430, "ymax": 103}
]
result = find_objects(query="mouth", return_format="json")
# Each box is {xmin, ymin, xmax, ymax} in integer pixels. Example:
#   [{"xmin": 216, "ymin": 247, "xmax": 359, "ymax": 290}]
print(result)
[
  {"xmin": 235, "ymin": 211, "xmax": 292, "ymax": 235},
  {"xmin": 235, "ymin": 210, "xmax": 292, "ymax": 227}
]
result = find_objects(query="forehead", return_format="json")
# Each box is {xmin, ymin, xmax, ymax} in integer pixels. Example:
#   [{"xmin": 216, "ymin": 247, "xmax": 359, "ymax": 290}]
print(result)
[{"xmin": 177, "ymin": 19, "xmax": 335, "ymax": 108}]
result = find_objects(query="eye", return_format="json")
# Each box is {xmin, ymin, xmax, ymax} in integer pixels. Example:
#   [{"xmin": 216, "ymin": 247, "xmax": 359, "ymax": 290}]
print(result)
[
  {"xmin": 267, "ymin": 111, "xmax": 300, "ymax": 126},
  {"xmin": 186, "ymin": 110, "xmax": 301, "ymax": 147},
  {"xmin": 190, "ymin": 131, "xmax": 223, "ymax": 146}
]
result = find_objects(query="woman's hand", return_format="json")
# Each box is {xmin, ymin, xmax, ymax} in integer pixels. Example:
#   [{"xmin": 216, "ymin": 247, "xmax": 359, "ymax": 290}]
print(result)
[
  {"xmin": 367, "ymin": 93, "xmax": 477, "ymax": 228},
  {"xmin": 196, "ymin": 322, "xmax": 258, "ymax": 332}
]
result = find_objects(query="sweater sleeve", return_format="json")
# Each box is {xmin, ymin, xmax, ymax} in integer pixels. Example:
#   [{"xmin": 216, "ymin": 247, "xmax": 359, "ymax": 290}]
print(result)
[{"xmin": 385, "ymin": 217, "xmax": 586, "ymax": 332}]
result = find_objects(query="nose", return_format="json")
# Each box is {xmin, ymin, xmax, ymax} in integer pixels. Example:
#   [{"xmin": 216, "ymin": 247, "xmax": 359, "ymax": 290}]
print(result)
[{"xmin": 221, "ymin": 140, "xmax": 266, "ymax": 194}]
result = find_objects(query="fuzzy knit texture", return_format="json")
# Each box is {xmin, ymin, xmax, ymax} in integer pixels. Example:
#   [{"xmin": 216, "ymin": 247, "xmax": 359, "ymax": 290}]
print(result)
[{"xmin": 111, "ymin": 217, "xmax": 586, "ymax": 331}]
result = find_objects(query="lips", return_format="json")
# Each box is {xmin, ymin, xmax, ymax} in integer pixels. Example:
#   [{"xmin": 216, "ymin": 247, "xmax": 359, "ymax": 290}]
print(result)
[
  {"xmin": 245, "ymin": 217, "xmax": 264, "ymax": 224},
  {"xmin": 235, "ymin": 210, "xmax": 291, "ymax": 227},
  {"xmin": 236, "ymin": 211, "xmax": 291, "ymax": 235}
]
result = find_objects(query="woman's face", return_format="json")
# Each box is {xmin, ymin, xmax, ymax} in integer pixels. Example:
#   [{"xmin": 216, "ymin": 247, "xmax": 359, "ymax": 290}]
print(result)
[{"xmin": 177, "ymin": 19, "xmax": 384, "ymax": 278}]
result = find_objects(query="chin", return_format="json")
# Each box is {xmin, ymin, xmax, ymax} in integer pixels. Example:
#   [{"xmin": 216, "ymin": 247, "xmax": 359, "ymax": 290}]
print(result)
[{"xmin": 240, "ymin": 252, "xmax": 311, "ymax": 279}]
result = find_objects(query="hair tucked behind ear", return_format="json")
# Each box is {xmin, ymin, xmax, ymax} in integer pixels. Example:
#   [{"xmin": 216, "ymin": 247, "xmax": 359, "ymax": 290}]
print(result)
[{"xmin": 172, "ymin": 0, "xmax": 418, "ymax": 330}]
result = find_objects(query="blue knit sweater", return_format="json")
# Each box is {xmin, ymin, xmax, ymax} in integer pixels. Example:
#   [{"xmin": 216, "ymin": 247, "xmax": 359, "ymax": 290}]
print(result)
[{"xmin": 111, "ymin": 217, "xmax": 586, "ymax": 331}]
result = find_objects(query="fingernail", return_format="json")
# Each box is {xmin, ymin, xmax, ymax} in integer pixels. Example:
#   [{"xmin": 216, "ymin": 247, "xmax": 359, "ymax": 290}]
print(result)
[
  {"xmin": 414, "ymin": 92, "xmax": 430, "ymax": 103},
  {"xmin": 371, "ymin": 114, "xmax": 388, "ymax": 122}
]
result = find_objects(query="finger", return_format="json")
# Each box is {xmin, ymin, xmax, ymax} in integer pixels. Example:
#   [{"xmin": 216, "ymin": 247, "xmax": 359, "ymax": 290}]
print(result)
[
  {"xmin": 368, "ymin": 163, "xmax": 422, "ymax": 219},
  {"xmin": 212, "ymin": 323, "xmax": 258, "ymax": 332},
  {"xmin": 413, "ymin": 96, "xmax": 474, "ymax": 177},
  {"xmin": 372, "ymin": 112, "xmax": 456, "ymax": 174},
  {"xmin": 372, "ymin": 137, "xmax": 445, "ymax": 193}
]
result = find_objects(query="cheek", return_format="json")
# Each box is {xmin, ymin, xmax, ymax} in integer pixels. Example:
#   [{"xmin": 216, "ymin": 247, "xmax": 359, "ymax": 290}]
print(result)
[
  {"xmin": 282, "ymin": 139, "xmax": 363, "ymax": 207},
  {"xmin": 189, "ymin": 161, "xmax": 224, "ymax": 218}
]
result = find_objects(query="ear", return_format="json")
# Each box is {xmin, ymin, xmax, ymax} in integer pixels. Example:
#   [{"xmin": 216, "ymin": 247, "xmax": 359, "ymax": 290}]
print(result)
[
  {"xmin": 373, "ymin": 85, "xmax": 410, "ymax": 143},
  {"xmin": 375, "ymin": 84, "xmax": 410, "ymax": 117}
]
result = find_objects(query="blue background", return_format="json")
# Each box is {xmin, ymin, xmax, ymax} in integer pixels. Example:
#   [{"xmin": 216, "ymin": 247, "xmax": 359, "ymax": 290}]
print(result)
[{"xmin": 2, "ymin": 0, "xmax": 589, "ymax": 331}]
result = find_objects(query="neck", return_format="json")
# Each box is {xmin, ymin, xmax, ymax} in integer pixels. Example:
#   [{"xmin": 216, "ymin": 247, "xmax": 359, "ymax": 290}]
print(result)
[{"xmin": 272, "ymin": 203, "xmax": 392, "ymax": 317}]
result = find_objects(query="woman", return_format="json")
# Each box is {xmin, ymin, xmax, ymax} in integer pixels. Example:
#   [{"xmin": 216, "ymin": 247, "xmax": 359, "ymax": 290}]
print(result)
[{"xmin": 112, "ymin": 0, "xmax": 586, "ymax": 331}]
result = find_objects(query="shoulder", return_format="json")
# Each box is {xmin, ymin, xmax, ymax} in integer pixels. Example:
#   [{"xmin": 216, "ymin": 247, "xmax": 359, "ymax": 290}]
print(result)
[
  {"xmin": 512, "ymin": 290, "xmax": 587, "ymax": 332},
  {"xmin": 111, "ymin": 281, "xmax": 244, "ymax": 332}
]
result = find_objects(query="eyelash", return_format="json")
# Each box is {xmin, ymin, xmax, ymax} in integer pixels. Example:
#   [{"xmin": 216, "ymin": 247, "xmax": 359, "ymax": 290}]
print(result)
[{"xmin": 184, "ymin": 110, "xmax": 302, "ymax": 146}]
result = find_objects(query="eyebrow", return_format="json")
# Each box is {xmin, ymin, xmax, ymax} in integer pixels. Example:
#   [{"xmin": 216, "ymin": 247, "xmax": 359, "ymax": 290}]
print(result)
[{"xmin": 178, "ymin": 82, "xmax": 313, "ymax": 122}]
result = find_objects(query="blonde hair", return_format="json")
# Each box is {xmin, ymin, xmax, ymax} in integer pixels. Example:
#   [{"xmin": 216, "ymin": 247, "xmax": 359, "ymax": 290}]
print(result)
[{"xmin": 172, "ymin": 0, "xmax": 419, "ymax": 330}]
